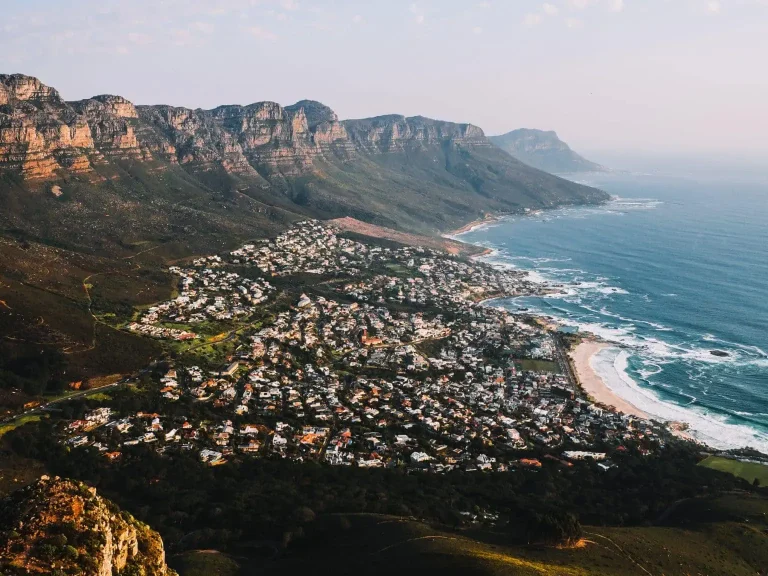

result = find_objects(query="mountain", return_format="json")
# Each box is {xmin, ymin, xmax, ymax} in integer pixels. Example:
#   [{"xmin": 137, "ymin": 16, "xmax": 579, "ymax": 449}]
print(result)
[
  {"xmin": 0, "ymin": 476, "xmax": 175, "ymax": 576},
  {"xmin": 0, "ymin": 73, "xmax": 608, "ymax": 242},
  {"xmin": 0, "ymin": 73, "xmax": 608, "ymax": 386},
  {"xmin": 490, "ymin": 128, "xmax": 605, "ymax": 174}
]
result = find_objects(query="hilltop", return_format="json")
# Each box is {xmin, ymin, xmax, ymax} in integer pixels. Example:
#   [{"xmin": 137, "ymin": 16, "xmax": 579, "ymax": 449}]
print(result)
[
  {"xmin": 0, "ymin": 476, "xmax": 176, "ymax": 576},
  {"xmin": 490, "ymin": 128, "xmax": 605, "ymax": 174}
]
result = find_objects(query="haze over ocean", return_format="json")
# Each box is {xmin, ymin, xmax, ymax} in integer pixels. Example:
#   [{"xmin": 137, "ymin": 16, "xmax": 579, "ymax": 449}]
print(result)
[{"xmin": 458, "ymin": 169, "xmax": 768, "ymax": 452}]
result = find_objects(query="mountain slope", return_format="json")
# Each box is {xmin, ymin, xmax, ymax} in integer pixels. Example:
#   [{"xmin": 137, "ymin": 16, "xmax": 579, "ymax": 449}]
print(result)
[
  {"xmin": 490, "ymin": 128, "xmax": 605, "ymax": 174},
  {"xmin": 1, "ymin": 74, "xmax": 608, "ymax": 239}
]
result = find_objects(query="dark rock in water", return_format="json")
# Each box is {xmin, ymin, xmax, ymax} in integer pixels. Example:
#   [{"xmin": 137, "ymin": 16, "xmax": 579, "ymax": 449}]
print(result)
[{"xmin": 710, "ymin": 350, "xmax": 729, "ymax": 357}]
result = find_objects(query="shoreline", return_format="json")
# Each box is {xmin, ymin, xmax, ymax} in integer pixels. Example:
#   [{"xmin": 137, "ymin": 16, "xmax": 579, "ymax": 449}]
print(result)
[
  {"xmin": 569, "ymin": 341, "xmax": 650, "ymax": 420},
  {"xmin": 569, "ymin": 340, "xmax": 697, "ymax": 442},
  {"xmin": 448, "ymin": 214, "xmax": 502, "ymax": 237},
  {"xmin": 456, "ymin": 201, "xmax": 764, "ymax": 453}
]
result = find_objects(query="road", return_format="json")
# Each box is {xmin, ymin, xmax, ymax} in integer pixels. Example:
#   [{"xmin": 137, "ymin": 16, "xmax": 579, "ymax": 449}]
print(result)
[
  {"xmin": 553, "ymin": 333, "xmax": 578, "ymax": 388},
  {"xmin": 0, "ymin": 368, "xmax": 151, "ymax": 426}
]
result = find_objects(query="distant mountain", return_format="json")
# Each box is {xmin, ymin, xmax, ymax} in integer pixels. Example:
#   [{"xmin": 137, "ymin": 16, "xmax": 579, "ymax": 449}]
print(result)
[{"xmin": 490, "ymin": 128, "xmax": 605, "ymax": 174}]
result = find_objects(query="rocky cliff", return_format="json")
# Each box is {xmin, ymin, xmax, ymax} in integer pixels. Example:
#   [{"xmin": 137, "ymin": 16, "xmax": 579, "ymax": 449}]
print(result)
[
  {"xmin": 0, "ymin": 74, "xmax": 597, "ymax": 185},
  {"xmin": 0, "ymin": 73, "xmax": 608, "ymax": 237},
  {"xmin": 0, "ymin": 74, "xmax": 150, "ymax": 179},
  {"xmin": 0, "ymin": 476, "xmax": 176, "ymax": 576},
  {"xmin": 490, "ymin": 128, "xmax": 605, "ymax": 174}
]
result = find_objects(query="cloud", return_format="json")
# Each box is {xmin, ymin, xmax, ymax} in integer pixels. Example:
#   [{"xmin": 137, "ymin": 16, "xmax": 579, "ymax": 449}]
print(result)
[
  {"xmin": 524, "ymin": 13, "xmax": 542, "ymax": 27},
  {"xmin": 409, "ymin": 3, "xmax": 426, "ymax": 24},
  {"xmin": 190, "ymin": 21, "xmax": 214, "ymax": 34},
  {"xmin": 246, "ymin": 25, "xmax": 277, "ymax": 40},
  {"xmin": 568, "ymin": 0, "xmax": 597, "ymax": 10},
  {"xmin": 542, "ymin": 3, "xmax": 559, "ymax": 16},
  {"xmin": 706, "ymin": 0, "xmax": 721, "ymax": 13},
  {"xmin": 171, "ymin": 29, "xmax": 193, "ymax": 46},
  {"xmin": 127, "ymin": 32, "xmax": 153, "ymax": 45}
]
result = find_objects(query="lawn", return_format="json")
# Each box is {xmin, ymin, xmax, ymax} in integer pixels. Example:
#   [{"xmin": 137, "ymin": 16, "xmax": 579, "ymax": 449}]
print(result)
[
  {"xmin": 517, "ymin": 359, "xmax": 561, "ymax": 374},
  {"xmin": 0, "ymin": 415, "xmax": 42, "ymax": 438},
  {"xmin": 698, "ymin": 455, "xmax": 768, "ymax": 486}
]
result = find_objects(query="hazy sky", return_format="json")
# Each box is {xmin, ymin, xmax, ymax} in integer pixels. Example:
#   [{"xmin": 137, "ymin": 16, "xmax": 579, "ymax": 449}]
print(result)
[{"xmin": 2, "ymin": 0, "xmax": 767, "ymax": 157}]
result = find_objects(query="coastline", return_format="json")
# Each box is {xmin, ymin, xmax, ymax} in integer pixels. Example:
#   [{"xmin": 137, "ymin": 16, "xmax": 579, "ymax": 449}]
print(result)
[
  {"xmin": 569, "ymin": 341, "xmax": 649, "ymax": 420},
  {"xmin": 448, "ymin": 214, "xmax": 502, "ymax": 237},
  {"xmin": 454, "ymin": 194, "xmax": 768, "ymax": 454}
]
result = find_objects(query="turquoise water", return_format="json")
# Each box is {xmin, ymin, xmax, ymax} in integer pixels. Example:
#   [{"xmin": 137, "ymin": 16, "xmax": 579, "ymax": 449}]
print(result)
[{"xmin": 458, "ymin": 171, "xmax": 768, "ymax": 452}]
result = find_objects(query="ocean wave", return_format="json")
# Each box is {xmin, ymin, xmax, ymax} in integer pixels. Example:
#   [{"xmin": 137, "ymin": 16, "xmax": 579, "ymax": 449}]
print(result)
[
  {"xmin": 468, "ymin": 198, "xmax": 768, "ymax": 453},
  {"xmin": 592, "ymin": 348, "xmax": 768, "ymax": 453}
]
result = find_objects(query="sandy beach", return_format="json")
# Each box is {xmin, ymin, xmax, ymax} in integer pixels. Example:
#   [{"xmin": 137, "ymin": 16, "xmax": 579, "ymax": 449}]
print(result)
[{"xmin": 569, "ymin": 341, "xmax": 650, "ymax": 420}]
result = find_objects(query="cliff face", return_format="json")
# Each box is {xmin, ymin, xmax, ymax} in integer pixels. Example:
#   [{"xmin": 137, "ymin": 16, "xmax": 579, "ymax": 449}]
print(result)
[
  {"xmin": 0, "ymin": 74, "xmax": 490, "ymax": 181},
  {"xmin": 490, "ymin": 128, "xmax": 605, "ymax": 174},
  {"xmin": 0, "ymin": 74, "xmax": 153, "ymax": 178},
  {"xmin": 342, "ymin": 115, "xmax": 488, "ymax": 154},
  {"xmin": 0, "ymin": 476, "xmax": 176, "ymax": 576}
]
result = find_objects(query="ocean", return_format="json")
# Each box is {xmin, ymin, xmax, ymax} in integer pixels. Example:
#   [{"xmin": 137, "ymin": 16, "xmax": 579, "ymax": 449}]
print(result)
[{"xmin": 456, "ymin": 169, "xmax": 768, "ymax": 453}]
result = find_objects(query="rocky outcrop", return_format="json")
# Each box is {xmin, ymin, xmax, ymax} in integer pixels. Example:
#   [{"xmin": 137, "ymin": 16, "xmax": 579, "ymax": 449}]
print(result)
[
  {"xmin": 343, "ymin": 115, "xmax": 488, "ymax": 154},
  {"xmin": 0, "ymin": 74, "xmax": 63, "ymax": 106},
  {"xmin": 0, "ymin": 476, "xmax": 176, "ymax": 576},
  {"xmin": 489, "ymin": 128, "xmax": 605, "ymax": 174},
  {"xmin": 0, "ymin": 75, "xmax": 151, "ymax": 178}
]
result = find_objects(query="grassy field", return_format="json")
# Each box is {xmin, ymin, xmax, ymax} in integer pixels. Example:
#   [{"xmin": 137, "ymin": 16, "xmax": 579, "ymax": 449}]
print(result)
[
  {"xmin": 517, "ymin": 359, "xmax": 561, "ymax": 374},
  {"xmin": 170, "ymin": 551, "xmax": 241, "ymax": 576},
  {"xmin": 698, "ymin": 455, "xmax": 768, "ymax": 485},
  {"xmin": 0, "ymin": 415, "xmax": 42, "ymax": 438}
]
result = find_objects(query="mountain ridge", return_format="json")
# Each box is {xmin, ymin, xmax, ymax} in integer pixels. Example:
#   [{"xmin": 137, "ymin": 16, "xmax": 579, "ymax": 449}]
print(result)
[{"xmin": 0, "ymin": 73, "xmax": 608, "ymax": 236}]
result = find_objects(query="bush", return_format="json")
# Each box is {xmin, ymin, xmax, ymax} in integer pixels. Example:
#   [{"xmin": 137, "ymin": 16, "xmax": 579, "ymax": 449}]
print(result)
[
  {"xmin": 35, "ymin": 543, "xmax": 59, "ymax": 561},
  {"xmin": 526, "ymin": 511, "xmax": 583, "ymax": 546}
]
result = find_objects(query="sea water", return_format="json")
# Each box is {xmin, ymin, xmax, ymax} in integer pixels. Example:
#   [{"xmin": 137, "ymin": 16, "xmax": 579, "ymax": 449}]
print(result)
[{"xmin": 456, "ymin": 170, "xmax": 768, "ymax": 453}]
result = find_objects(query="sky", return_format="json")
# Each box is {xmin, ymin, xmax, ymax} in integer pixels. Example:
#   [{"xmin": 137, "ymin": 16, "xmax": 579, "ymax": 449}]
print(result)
[{"xmin": 2, "ymin": 0, "xmax": 768, "ymax": 158}]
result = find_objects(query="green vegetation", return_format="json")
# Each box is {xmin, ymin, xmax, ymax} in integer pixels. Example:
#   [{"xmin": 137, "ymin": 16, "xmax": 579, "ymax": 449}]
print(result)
[
  {"xmin": 699, "ymin": 454, "xmax": 768, "ymax": 485},
  {"xmin": 170, "ymin": 551, "xmax": 241, "ymax": 576},
  {"xmin": 177, "ymin": 505, "xmax": 768, "ymax": 576},
  {"xmin": 517, "ymin": 359, "xmax": 561, "ymax": 373},
  {"xmin": 0, "ymin": 415, "xmax": 42, "ymax": 438}
]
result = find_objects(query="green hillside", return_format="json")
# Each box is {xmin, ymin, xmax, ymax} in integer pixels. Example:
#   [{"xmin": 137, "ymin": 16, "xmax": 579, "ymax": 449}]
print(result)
[
  {"xmin": 173, "ymin": 497, "xmax": 768, "ymax": 576},
  {"xmin": 699, "ymin": 455, "xmax": 768, "ymax": 485}
]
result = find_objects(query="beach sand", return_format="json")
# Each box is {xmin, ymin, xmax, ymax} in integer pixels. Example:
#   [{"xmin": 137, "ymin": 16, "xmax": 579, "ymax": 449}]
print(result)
[{"xmin": 570, "ymin": 341, "xmax": 649, "ymax": 420}]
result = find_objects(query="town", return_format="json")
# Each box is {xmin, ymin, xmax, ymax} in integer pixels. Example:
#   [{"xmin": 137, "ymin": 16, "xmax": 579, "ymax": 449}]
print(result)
[{"xmin": 59, "ymin": 221, "xmax": 672, "ymax": 473}]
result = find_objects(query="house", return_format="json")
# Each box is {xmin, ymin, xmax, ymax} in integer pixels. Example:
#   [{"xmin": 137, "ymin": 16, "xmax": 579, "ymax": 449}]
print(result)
[
  {"xmin": 410, "ymin": 452, "xmax": 431, "ymax": 463},
  {"xmin": 220, "ymin": 362, "xmax": 240, "ymax": 377}
]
